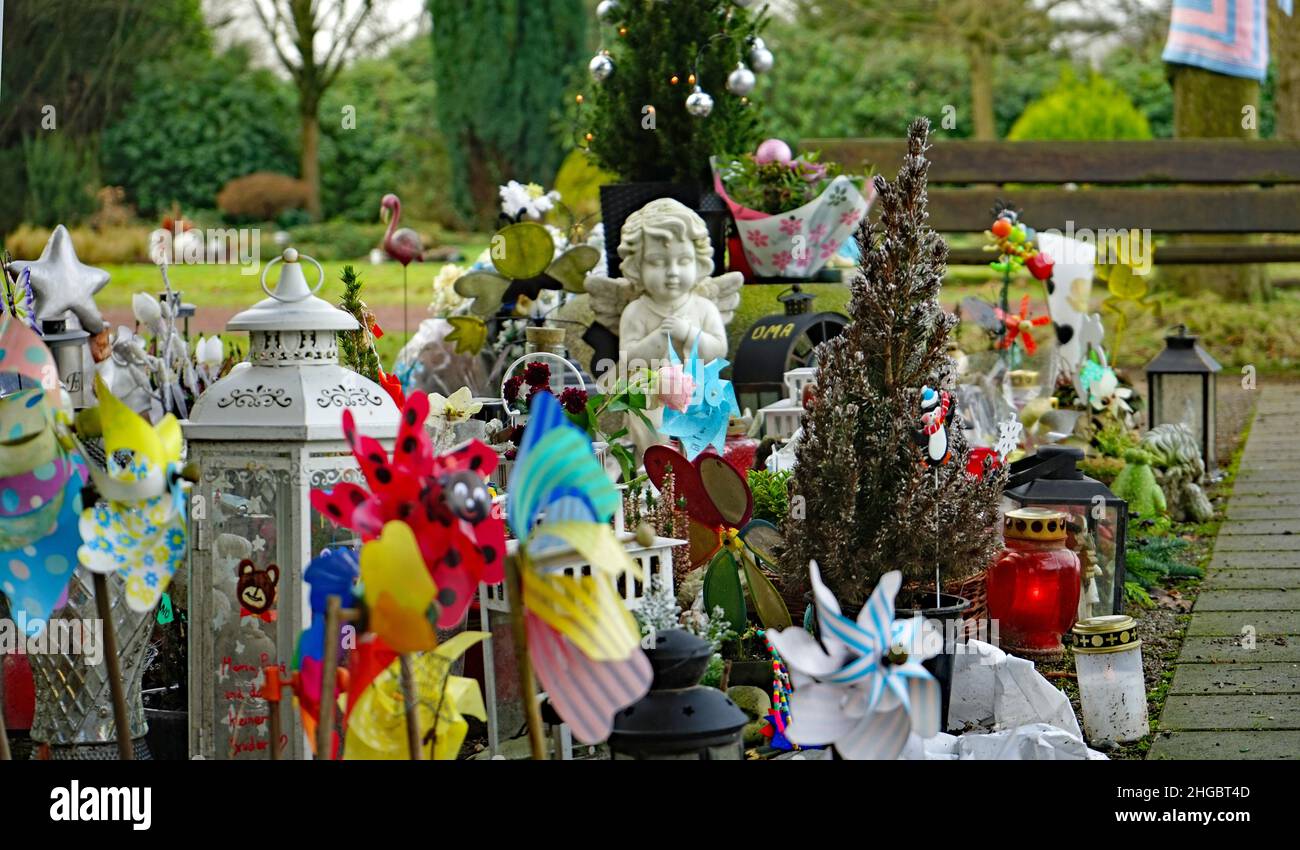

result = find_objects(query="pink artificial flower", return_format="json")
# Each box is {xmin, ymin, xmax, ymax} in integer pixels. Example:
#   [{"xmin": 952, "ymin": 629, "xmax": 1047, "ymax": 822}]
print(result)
[
  {"xmin": 747, "ymin": 229, "xmax": 770, "ymax": 248},
  {"xmin": 656, "ymin": 363, "xmax": 696, "ymax": 412},
  {"xmin": 795, "ymin": 159, "xmax": 828, "ymax": 183},
  {"xmin": 779, "ymin": 217, "xmax": 802, "ymax": 236}
]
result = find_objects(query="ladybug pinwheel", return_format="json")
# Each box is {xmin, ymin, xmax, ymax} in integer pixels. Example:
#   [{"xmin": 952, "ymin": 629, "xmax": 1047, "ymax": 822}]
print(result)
[
  {"xmin": 310, "ymin": 390, "xmax": 506, "ymax": 628},
  {"xmin": 644, "ymin": 445, "xmax": 791, "ymax": 632}
]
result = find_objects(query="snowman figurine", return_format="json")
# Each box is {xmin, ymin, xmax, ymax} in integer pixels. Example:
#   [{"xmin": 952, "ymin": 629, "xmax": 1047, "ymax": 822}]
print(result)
[{"xmin": 916, "ymin": 385, "xmax": 957, "ymax": 466}]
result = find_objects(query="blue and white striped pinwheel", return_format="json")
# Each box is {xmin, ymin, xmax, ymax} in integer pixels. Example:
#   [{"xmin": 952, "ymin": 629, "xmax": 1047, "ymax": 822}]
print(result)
[
  {"xmin": 767, "ymin": 562, "xmax": 942, "ymax": 759},
  {"xmin": 661, "ymin": 335, "xmax": 738, "ymax": 461}
]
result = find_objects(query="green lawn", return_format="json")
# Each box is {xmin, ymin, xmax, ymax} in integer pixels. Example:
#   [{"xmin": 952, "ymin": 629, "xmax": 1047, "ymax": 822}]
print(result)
[
  {"xmin": 97, "ymin": 234, "xmax": 1300, "ymax": 377},
  {"xmin": 98, "ymin": 238, "xmax": 494, "ymax": 309}
]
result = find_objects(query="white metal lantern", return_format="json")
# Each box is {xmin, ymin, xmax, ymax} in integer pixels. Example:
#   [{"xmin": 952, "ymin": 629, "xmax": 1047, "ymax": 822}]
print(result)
[
  {"xmin": 183, "ymin": 248, "xmax": 400, "ymax": 760},
  {"xmin": 1070, "ymin": 615, "xmax": 1148, "ymax": 743}
]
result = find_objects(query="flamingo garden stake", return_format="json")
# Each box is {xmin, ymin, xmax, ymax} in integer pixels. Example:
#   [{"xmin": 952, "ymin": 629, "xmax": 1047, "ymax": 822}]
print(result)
[{"xmin": 380, "ymin": 193, "xmax": 424, "ymax": 339}]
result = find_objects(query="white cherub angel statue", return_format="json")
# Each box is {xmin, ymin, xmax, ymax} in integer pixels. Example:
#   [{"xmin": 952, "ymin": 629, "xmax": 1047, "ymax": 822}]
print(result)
[
  {"xmin": 586, "ymin": 197, "xmax": 742, "ymax": 367},
  {"xmin": 585, "ymin": 198, "xmax": 743, "ymax": 462}
]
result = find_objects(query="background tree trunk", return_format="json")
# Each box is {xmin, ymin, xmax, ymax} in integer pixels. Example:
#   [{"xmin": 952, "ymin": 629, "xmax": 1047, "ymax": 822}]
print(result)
[
  {"xmin": 1272, "ymin": 4, "xmax": 1300, "ymax": 141},
  {"xmin": 300, "ymin": 111, "xmax": 322, "ymax": 221},
  {"xmin": 968, "ymin": 44, "xmax": 998, "ymax": 140},
  {"xmin": 1166, "ymin": 65, "xmax": 1270, "ymax": 301}
]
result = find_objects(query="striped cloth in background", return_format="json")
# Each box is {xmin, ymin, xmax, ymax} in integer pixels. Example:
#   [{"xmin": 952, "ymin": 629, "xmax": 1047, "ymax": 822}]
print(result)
[{"xmin": 1162, "ymin": 0, "xmax": 1294, "ymax": 81}]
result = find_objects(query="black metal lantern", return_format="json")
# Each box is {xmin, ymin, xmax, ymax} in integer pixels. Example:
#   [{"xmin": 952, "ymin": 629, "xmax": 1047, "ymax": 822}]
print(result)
[
  {"xmin": 1006, "ymin": 446, "xmax": 1129, "ymax": 618},
  {"xmin": 608, "ymin": 629, "xmax": 746, "ymax": 760},
  {"xmin": 777, "ymin": 284, "xmax": 815, "ymax": 316},
  {"xmin": 1144, "ymin": 325, "xmax": 1221, "ymax": 469}
]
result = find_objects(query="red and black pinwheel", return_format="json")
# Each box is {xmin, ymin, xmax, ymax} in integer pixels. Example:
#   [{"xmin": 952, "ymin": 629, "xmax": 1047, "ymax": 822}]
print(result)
[{"xmin": 310, "ymin": 390, "xmax": 506, "ymax": 627}]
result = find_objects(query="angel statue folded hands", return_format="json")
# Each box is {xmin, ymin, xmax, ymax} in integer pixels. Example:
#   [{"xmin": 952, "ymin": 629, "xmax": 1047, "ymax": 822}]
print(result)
[
  {"xmin": 586, "ymin": 198, "xmax": 742, "ymax": 367},
  {"xmin": 584, "ymin": 198, "xmax": 742, "ymax": 463}
]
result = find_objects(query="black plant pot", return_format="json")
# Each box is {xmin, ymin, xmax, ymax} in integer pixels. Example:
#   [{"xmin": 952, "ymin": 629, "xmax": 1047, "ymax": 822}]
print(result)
[
  {"xmin": 892, "ymin": 591, "xmax": 970, "ymax": 734},
  {"xmin": 810, "ymin": 590, "xmax": 970, "ymax": 734},
  {"xmin": 725, "ymin": 659, "xmax": 775, "ymax": 701},
  {"xmin": 599, "ymin": 182, "xmax": 727, "ymax": 279},
  {"xmin": 144, "ymin": 709, "xmax": 188, "ymax": 760}
]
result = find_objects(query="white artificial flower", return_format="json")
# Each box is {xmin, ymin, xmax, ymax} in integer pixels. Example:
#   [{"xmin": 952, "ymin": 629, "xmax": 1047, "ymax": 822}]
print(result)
[
  {"xmin": 499, "ymin": 180, "xmax": 561, "ymax": 221},
  {"xmin": 132, "ymin": 292, "xmax": 162, "ymax": 325},
  {"xmin": 429, "ymin": 263, "xmax": 468, "ymax": 317},
  {"xmin": 197, "ymin": 336, "xmax": 224, "ymax": 367},
  {"xmin": 428, "ymin": 386, "xmax": 482, "ymax": 425}
]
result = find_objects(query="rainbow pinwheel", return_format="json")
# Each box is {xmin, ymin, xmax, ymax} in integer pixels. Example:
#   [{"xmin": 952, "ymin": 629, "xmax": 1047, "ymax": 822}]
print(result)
[
  {"xmin": 0, "ymin": 317, "xmax": 86, "ymax": 633},
  {"xmin": 660, "ymin": 336, "xmax": 739, "ymax": 460},
  {"xmin": 767, "ymin": 563, "xmax": 941, "ymax": 760},
  {"xmin": 311, "ymin": 390, "xmax": 506, "ymax": 627},
  {"xmin": 78, "ymin": 375, "xmax": 188, "ymax": 613},
  {"xmin": 508, "ymin": 390, "xmax": 651, "ymax": 745},
  {"xmin": 644, "ymin": 445, "xmax": 790, "ymax": 632}
]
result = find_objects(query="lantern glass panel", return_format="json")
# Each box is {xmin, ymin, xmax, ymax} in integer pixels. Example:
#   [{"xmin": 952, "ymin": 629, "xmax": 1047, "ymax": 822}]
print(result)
[
  {"xmin": 1002, "ymin": 497, "xmax": 1126, "ymax": 618},
  {"xmin": 709, "ymin": 742, "xmax": 745, "ymax": 760},
  {"xmin": 1153, "ymin": 372, "xmax": 1206, "ymax": 453},
  {"xmin": 204, "ymin": 456, "xmax": 293, "ymax": 760}
]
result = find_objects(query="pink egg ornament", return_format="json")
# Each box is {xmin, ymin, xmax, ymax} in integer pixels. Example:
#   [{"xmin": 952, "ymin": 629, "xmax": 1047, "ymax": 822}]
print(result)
[{"xmin": 755, "ymin": 138, "xmax": 793, "ymax": 165}]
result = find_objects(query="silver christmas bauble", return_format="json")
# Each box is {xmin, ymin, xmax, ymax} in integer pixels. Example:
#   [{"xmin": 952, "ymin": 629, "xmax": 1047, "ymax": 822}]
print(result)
[
  {"xmin": 726, "ymin": 63, "xmax": 756, "ymax": 96},
  {"xmin": 750, "ymin": 46, "xmax": 775, "ymax": 74},
  {"xmin": 686, "ymin": 86, "xmax": 714, "ymax": 118},
  {"xmin": 597, "ymin": 0, "xmax": 621, "ymax": 22},
  {"xmin": 589, "ymin": 51, "xmax": 614, "ymax": 82}
]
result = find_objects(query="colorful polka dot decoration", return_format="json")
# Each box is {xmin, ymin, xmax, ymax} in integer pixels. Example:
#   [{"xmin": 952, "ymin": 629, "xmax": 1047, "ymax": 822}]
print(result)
[
  {"xmin": 0, "ymin": 389, "xmax": 61, "ymax": 479},
  {"xmin": 0, "ymin": 456, "xmax": 87, "ymax": 637},
  {"xmin": 0, "ymin": 315, "xmax": 58, "ymax": 387},
  {"xmin": 78, "ymin": 489, "xmax": 188, "ymax": 614}
]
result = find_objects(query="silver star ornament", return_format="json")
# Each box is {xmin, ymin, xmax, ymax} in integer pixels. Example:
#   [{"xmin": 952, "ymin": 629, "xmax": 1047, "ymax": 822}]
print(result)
[{"xmin": 8, "ymin": 224, "xmax": 109, "ymax": 333}]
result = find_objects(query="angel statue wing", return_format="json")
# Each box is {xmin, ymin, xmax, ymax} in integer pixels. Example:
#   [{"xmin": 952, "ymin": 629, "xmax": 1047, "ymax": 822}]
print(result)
[
  {"xmin": 583, "ymin": 275, "xmax": 635, "ymax": 330},
  {"xmin": 695, "ymin": 270, "xmax": 744, "ymax": 326}
]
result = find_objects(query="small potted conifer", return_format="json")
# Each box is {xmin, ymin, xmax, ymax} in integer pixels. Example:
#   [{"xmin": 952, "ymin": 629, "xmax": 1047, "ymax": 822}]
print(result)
[{"xmin": 781, "ymin": 119, "xmax": 1007, "ymax": 728}]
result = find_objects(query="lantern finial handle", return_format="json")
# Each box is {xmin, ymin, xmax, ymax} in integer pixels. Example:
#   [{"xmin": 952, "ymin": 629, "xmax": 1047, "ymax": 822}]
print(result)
[{"xmin": 260, "ymin": 248, "xmax": 326, "ymax": 303}]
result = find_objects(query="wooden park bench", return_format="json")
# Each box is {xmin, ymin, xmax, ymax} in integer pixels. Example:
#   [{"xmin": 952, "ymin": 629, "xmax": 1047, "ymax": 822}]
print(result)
[{"xmin": 800, "ymin": 139, "xmax": 1300, "ymax": 267}]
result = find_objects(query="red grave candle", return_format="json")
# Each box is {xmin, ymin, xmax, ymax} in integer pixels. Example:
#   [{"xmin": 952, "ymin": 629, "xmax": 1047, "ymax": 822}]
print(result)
[{"xmin": 987, "ymin": 507, "xmax": 1081, "ymax": 659}]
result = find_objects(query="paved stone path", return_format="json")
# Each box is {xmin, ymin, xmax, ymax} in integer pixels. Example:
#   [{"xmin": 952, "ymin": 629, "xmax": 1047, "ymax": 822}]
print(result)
[{"xmin": 1150, "ymin": 387, "xmax": 1300, "ymax": 760}]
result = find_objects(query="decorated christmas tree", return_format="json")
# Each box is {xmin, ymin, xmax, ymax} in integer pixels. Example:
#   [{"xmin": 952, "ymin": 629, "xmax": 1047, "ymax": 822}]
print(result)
[
  {"xmin": 583, "ymin": 0, "xmax": 767, "ymax": 185},
  {"xmin": 782, "ymin": 119, "xmax": 1005, "ymax": 609}
]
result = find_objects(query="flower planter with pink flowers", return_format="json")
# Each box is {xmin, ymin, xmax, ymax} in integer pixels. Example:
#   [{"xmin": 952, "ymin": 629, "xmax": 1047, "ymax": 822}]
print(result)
[{"xmin": 712, "ymin": 141, "xmax": 874, "ymax": 282}]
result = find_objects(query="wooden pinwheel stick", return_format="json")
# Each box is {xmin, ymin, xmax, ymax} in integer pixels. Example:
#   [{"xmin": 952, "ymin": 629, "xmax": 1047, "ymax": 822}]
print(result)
[
  {"xmin": 506, "ymin": 552, "xmax": 547, "ymax": 761},
  {"xmin": 316, "ymin": 597, "xmax": 361, "ymax": 759},
  {"xmin": 92, "ymin": 572, "xmax": 134, "ymax": 760},
  {"xmin": 397, "ymin": 655, "xmax": 422, "ymax": 760},
  {"xmin": 0, "ymin": 693, "xmax": 10, "ymax": 761}
]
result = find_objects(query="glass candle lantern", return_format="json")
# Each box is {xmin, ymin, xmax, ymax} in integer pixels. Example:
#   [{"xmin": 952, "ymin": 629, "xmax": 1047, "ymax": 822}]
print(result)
[
  {"xmin": 183, "ymin": 248, "xmax": 399, "ymax": 760},
  {"xmin": 1144, "ymin": 325, "xmax": 1220, "ymax": 469},
  {"xmin": 1070, "ymin": 615, "xmax": 1148, "ymax": 743},
  {"xmin": 987, "ymin": 508, "xmax": 1081, "ymax": 659},
  {"xmin": 1006, "ymin": 446, "xmax": 1128, "ymax": 617},
  {"xmin": 608, "ymin": 629, "xmax": 747, "ymax": 760}
]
